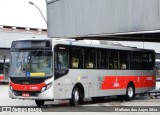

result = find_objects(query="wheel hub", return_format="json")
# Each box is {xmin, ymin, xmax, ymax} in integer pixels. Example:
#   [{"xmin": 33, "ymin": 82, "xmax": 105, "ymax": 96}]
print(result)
[
  {"xmin": 128, "ymin": 87, "xmax": 133, "ymax": 98},
  {"xmin": 74, "ymin": 90, "xmax": 79, "ymax": 102}
]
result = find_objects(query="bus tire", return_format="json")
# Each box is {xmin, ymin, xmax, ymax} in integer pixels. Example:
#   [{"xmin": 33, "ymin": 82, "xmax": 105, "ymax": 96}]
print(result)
[
  {"xmin": 70, "ymin": 87, "xmax": 80, "ymax": 106},
  {"xmin": 126, "ymin": 83, "xmax": 135, "ymax": 101},
  {"xmin": 35, "ymin": 100, "xmax": 45, "ymax": 107}
]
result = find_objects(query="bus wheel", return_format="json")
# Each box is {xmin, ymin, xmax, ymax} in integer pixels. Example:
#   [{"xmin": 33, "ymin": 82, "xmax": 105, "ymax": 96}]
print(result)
[
  {"xmin": 35, "ymin": 100, "xmax": 45, "ymax": 107},
  {"xmin": 126, "ymin": 83, "xmax": 135, "ymax": 101},
  {"xmin": 70, "ymin": 87, "xmax": 80, "ymax": 106}
]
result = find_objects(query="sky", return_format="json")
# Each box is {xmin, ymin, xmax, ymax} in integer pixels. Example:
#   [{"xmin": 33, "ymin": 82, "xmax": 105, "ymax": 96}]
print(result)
[{"xmin": 0, "ymin": 0, "xmax": 47, "ymax": 29}]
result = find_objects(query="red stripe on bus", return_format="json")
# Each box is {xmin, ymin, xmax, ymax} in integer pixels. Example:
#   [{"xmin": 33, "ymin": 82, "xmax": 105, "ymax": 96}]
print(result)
[
  {"xmin": 0, "ymin": 75, "xmax": 5, "ymax": 80},
  {"xmin": 10, "ymin": 82, "xmax": 46, "ymax": 91},
  {"xmin": 101, "ymin": 76, "xmax": 155, "ymax": 90}
]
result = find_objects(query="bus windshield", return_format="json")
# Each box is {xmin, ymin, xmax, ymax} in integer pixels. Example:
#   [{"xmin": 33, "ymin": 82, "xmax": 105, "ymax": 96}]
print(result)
[{"xmin": 9, "ymin": 50, "xmax": 52, "ymax": 77}]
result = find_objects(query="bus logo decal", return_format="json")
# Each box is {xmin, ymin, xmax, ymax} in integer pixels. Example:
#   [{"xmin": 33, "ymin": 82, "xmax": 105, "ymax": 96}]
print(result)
[{"xmin": 113, "ymin": 77, "xmax": 120, "ymax": 88}]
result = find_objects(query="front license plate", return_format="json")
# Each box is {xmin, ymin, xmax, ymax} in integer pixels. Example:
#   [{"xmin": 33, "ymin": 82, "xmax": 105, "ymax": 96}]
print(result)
[{"xmin": 22, "ymin": 93, "xmax": 30, "ymax": 97}]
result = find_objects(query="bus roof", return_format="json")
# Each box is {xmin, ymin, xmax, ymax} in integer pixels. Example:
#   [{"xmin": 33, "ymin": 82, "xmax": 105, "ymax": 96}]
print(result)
[
  {"xmin": 51, "ymin": 38, "xmax": 155, "ymax": 52},
  {"xmin": 12, "ymin": 38, "xmax": 155, "ymax": 53}
]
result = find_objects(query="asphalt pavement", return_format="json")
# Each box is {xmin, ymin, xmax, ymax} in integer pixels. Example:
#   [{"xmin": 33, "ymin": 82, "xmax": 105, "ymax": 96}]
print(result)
[{"xmin": 0, "ymin": 84, "xmax": 160, "ymax": 113}]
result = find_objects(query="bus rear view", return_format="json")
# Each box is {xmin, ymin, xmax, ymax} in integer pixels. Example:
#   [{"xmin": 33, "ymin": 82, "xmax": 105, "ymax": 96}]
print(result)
[{"xmin": 9, "ymin": 39, "xmax": 54, "ymax": 106}]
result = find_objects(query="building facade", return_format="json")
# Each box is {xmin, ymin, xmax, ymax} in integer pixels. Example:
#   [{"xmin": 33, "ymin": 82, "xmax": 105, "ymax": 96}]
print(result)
[{"xmin": 0, "ymin": 25, "xmax": 47, "ymax": 81}]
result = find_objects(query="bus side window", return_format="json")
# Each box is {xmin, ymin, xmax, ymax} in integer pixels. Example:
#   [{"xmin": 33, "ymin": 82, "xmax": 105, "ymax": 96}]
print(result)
[
  {"xmin": 109, "ymin": 51, "xmax": 119, "ymax": 69},
  {"xmin": 71, "ymin": 57, "xmax": 79, "ymax": 68},
  {"xmin": 58, "ymin": 53, "xmax": 69, "ymax": 70},
  {"xmin": 98, "ymin": 50, "xmax": 109, "ymax": 69},
  {"xmin": 140, "ymin": 53, "xmax": 149, "ymax": 70},
  {"xmin": 120, "ymin": 51, "xmax": 129, "ymax": 69},
  {"xmin": 70, "ymin": 46, "xmax": 83, "ymax": 69},
  {"xmin": 84, "ymin": 48, "xmax": 96, "ymax": 69},
  {"xmin": 148, "ymin": 53, "xmax": 154, "ymax": 69},
  {"xmin": 54, "ymin": 52, "xmax": 69, "ymax": 79},
  {"xmin": 130, "ymin": 52, "xmax": 140, "ymax": 70}
]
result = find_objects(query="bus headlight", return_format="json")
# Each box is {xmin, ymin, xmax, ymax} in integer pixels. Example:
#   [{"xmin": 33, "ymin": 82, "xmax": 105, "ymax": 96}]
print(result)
[
  {"xmin": 41, "ymin": 86, "xmax": 46, "ymax": 92},
  {"xmin": 41, "ymin": 83, "xmax": 52, "ymax": 92}
]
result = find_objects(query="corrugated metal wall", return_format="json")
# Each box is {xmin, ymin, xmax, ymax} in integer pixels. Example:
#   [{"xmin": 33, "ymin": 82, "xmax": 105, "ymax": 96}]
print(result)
[{"xmin": 47, "ymin": 0, "xmax": 160, "ymax": 37}]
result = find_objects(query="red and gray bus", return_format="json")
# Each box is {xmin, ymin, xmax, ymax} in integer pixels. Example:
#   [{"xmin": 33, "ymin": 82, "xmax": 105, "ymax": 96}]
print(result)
[
  {"xmin": 9, "ymin": 38, "xmax": 156, "ymax": 106},
  {"xmin": 0, "ymin": 49, "xmax": 10, "ymax": 83}
]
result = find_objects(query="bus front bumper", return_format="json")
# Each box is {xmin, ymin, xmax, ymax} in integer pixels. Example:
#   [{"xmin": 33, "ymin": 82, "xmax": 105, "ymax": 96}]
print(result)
[{"xmin": 9, "ymin": 85, "xmax": 54, "ymax": 100}]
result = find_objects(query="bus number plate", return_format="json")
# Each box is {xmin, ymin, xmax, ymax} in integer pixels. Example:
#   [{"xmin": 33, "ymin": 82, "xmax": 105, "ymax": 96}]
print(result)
[{"xmin": 22, "ymin": 93, "xmax": 30, "ymax": 97}]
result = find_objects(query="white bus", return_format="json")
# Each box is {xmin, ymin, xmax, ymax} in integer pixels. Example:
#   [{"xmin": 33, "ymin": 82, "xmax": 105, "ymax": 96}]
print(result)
[{"xmin": 9, "ymin": 38, "xmax": 156, "ymax": 106}]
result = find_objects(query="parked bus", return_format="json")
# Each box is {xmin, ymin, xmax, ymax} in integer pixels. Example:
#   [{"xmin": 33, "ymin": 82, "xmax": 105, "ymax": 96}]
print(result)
[
  {"xmin": 0, "ymin": 59, "xmax": 9, "ymax": 82},
  {"xmin": 9, "ymin": 38, "xmax": 156, "ymax": 106},
  {"xmin": 156, "ymin": 59, "xmax": 160, "ymax": 79},
  {"xmin": 0, "ymin": 49, "xmax": 10, "ymax": 82}
]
